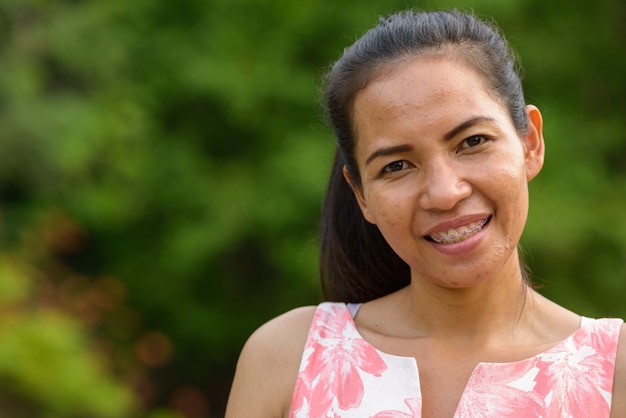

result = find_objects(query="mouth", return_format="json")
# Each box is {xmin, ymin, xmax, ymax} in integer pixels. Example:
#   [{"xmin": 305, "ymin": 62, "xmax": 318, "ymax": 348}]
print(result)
[{"xmin": 425, "ymin": 216, "xmax": 491, "ymax": 245}]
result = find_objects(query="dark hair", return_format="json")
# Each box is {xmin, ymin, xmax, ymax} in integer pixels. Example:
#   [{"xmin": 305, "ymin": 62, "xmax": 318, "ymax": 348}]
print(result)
[{"xmin": 319, "ymin": 10, "xmax": 530, "ymax": 302}]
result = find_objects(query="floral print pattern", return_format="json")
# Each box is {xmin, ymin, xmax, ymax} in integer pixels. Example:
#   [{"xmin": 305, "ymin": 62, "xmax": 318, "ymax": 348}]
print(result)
[
  {"xmin": 289, "ymin": 302, "xmax": 622, "ymax": 417},
  {"xmin": 291, "ymin": 303, "xmax": 388, "ymax": 417}
]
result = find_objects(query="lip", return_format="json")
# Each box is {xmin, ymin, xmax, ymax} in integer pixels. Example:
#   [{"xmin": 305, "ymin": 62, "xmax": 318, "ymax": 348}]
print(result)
[
  {"xmin": 424, "ymin": 215, "xmax": 491, "ymax": 256},
  {"xmin": 423, "ymin": 214, "xmax": 491, "ymax": 237}
]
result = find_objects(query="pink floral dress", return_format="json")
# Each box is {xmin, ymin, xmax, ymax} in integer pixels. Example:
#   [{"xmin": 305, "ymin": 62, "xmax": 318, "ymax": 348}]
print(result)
[{"xmin": 290, "ymin": 302, "xmax": 623, "ymax": 417}]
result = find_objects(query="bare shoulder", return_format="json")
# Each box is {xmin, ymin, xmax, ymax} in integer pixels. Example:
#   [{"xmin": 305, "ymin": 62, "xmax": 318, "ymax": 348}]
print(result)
[
  {"xmin": 225, "ymin": 305, "xmax": 317, "ymax": 418},
  {"xmin": 610, "ymin": 323, "xmax": 626, "ymax": 418}
]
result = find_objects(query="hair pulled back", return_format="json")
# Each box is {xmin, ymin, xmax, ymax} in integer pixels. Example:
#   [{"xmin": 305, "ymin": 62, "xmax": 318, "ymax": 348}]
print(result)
[{"xmin": 320, "ymin": 10, "xmax": 528, "ymax": 302}]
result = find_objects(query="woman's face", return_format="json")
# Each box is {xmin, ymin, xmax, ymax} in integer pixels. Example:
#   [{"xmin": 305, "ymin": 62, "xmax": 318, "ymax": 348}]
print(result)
[{"xmin": 348, "ymin": 56, "xmax": 544, "ymax": 289}]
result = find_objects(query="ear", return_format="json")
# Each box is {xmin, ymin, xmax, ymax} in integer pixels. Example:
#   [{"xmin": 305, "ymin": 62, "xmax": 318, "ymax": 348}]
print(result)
[
  {"xmin": 342, "ymin": 166, "xmax": 376, "ymax": 224},
  {"xmin": 523, "ymin": 105, "xmax": 545, "ymax": 181}
]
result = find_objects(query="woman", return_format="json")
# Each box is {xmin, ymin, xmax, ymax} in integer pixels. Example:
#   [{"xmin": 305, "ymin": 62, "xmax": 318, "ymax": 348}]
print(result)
[{"xmin": 225, "ymin": 10, "xmax": 625, "ymax": 417}]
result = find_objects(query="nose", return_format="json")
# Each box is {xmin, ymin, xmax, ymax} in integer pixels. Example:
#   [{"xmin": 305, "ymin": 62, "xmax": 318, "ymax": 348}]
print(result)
[{"xmin": 418, "ymin": 159, "xmax": 472, "ymax": 211}]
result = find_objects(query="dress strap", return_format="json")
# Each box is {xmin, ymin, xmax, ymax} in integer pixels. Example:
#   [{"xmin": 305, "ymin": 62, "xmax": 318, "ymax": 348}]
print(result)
[
  {"xmin": 580, "ymin": 316, "xmax": 594, "ymax": 327},
  {"xmin": 347, "ymin": 303, "xmax": 362, "ymax": 319}
]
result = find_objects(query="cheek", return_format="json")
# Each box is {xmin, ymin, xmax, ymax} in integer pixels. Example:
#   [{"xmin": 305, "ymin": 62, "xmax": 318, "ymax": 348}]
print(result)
[
  {"xmin": 490, "ymin": 163, "xmax": 530, "ymax": 230},
  {"xmin": 503, "ymin": 165, "xmax": 529, "ymax": 202},
  {"xmin": 373, "ymin": 188, "xmax": 415, "ymax": 223},
  {"xmin": 364, "ymin": 190, "xmax": 414, "ymax": 242},
  {"xmin": 376, "ymin": 199, "xmax": 421, "ymax": 254},
  {"xmin": 481, "ymin": 151, "xmax": 528, "ymax": 195},
  {"xmin": 372, "ymin": 203, "xmax": 403, "ymax": 230}
]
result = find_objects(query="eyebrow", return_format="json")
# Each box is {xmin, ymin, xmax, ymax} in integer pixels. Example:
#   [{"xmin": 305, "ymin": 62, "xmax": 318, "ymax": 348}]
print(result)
[
  {"xmin": 365, "ymin": 144, "xmax": 414, "ymax": 166},
  {"xmin": 443, "ymin": 116, "xmax": 498, "ymax": 141}
]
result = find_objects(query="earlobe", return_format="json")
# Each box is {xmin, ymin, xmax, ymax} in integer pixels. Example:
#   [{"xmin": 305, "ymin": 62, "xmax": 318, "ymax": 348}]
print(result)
[
  {"xmin": 342, "ymin": 166, "xmax": 376, "ymax": 224},
  {"xmin": 523, "ymin": 105, "xmax": 545, "ymax": 182}
]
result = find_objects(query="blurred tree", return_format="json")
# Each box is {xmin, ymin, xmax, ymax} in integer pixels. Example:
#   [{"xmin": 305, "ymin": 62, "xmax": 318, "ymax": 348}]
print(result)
[
  {"xmin": 0, "ymin": 251, "xmax": 151, "ymax": 417},
  {"xmin": 0, "ymin": 0, "xmax": 624, "ymax": 417}
]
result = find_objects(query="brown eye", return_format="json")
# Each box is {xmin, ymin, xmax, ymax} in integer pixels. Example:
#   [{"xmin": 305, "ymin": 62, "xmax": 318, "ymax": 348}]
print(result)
[
  {"xmin": 461, "ymin": 135, "xmax": 485, "ymax": 149},
  {"xmin": 383, "ymin": 160, "xmax": 408, "ymax": 173}
]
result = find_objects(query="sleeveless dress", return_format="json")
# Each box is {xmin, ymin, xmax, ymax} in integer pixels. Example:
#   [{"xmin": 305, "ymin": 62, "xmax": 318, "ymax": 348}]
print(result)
[{"xmin": 289, "ymin": 302, "xmax": 623, "ymax": 417}]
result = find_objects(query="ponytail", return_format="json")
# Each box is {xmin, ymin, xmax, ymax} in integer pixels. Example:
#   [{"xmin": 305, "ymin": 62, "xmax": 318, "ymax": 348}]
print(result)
[{"xmin": 319, "ymin": 151, "xmax": 410, "ymax": 302}]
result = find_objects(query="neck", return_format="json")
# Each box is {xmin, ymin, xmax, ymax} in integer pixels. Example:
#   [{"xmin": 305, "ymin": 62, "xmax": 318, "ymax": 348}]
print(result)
[{"xmin": 401, "ymin": 266, "xmax": 533, "ymax": 345}]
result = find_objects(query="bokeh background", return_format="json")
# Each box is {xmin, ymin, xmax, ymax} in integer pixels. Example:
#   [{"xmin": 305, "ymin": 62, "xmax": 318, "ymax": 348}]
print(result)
[{"xmin": 0, "ymin": 0, "xmax": 624, "ymax": 416}]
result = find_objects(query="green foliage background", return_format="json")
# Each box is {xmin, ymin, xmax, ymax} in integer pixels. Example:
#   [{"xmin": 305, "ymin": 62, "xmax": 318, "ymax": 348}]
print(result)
[{"xmin": 0, "ymin": 0, "xmax": 624, "ymax": 416}]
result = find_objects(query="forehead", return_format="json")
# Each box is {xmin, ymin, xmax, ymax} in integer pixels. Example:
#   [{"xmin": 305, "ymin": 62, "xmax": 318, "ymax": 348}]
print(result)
[
  {"xmin": 357, "ymin": 56, "xmax": 494, "ymax": 112},
  {"xmin": 352, "ymin": 56, "xmax": 509, "ymax": 140}
]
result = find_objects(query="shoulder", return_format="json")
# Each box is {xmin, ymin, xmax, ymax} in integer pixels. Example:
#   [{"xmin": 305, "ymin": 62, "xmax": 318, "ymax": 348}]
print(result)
[
  {"xmin": 246, "ymin": 305, "xmax": 319, "ymax": 363},
  {"xmin": 610, "ymin": 322, "xmax": 626, "ymax": 417},
  {"xmin": 225, "ymin": 305, "xmax": 318, "ymax": 418}
]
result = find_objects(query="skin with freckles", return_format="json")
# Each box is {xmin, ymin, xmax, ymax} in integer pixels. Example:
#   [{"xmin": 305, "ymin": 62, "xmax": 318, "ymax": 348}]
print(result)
[{"xmin": 348, "ymin": 55, "xmax": 542, "ymax": 291}]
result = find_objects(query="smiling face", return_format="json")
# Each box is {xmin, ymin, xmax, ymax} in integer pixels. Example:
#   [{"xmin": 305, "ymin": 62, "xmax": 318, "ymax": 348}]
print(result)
[{"xmin": 348, "ymin": 55, "xmax": 544, "ymax": 289}]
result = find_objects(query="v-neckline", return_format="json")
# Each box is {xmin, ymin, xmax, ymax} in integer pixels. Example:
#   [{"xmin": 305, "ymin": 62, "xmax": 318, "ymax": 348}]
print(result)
[{"xmin": 343, "ymin": 302, "xmax": 587, "ymax": 417}]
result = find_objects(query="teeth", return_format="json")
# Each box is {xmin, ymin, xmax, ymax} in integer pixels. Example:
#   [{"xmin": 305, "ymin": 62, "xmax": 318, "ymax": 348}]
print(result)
[{"xmin": 429, "ymin": 218, "xmax": 488, "ymax": 244}]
